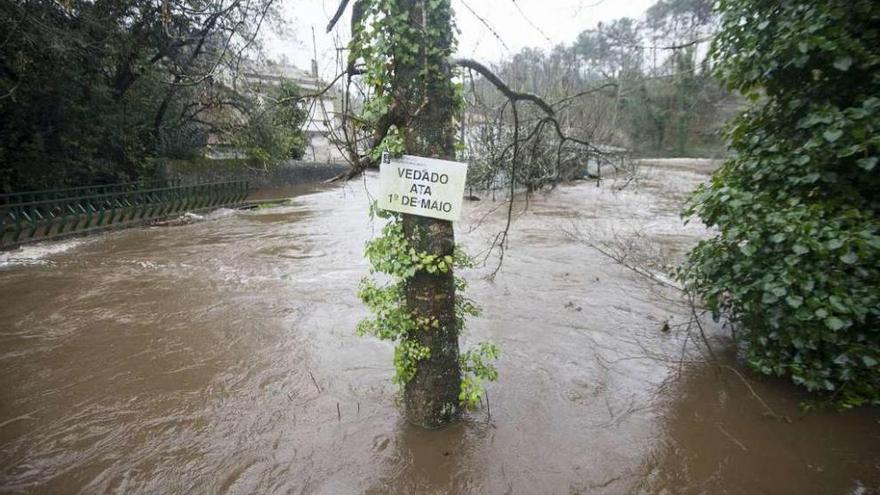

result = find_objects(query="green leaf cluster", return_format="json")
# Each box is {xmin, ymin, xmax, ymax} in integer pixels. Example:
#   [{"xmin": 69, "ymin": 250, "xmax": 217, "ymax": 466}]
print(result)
[
  {"xmin": 678, "ymin": 0, "xmax": 880, "ymax": 408},
  {"xmin": 369, "ymin": 126, "xmax": 405, "ymax": 162},
  {"xmin": 347, "ymin": 0, "xmax": 461, "ymax": 145},
  {"xmin": 459, "ymin": 342, "xmax": 500, "ymax": 408},
  {"xmin": 358, "ymin": 206, "xmax": 497, "ymax": 406}
]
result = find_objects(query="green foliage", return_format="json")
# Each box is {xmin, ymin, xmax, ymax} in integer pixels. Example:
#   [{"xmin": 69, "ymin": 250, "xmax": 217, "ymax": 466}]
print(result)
[
  {"xmin": 348, "ymin": 0, "xmax": 460, "ymax": 151},
  {"xmin": 1, "ymin": 0, "xmax": 164, "ymax": 190},
  {"xmin": 230, "ymin": 82, "xmax": 308, "ymax": 163},
  {"xmin": 0, "ymin": 0, "xmax": 279, "ymax": 191},
  {"xmin": 357, "ymin": 205, "xmax": 498, "ymax": 407},
  {"xmin": 678, "ymin": 0, "xmax": 880, "ymax": 408},
  {"xmin": 394, "ymin": 339, "xmax": 432, "ymax": 385},
  {"xmin": 350, "ymin": 0, "xmax": 497, "ymax": 410},
  {"xmin": 459, "ymin": 342, "xmax": 500, "ymax": 407},
  {"xmin": 369, "ymin": 126, "xmax": 405, "ymax": 162},
  {"xmin": 620, "ymin": 46, "xmax": 728, "ymax": 156}
]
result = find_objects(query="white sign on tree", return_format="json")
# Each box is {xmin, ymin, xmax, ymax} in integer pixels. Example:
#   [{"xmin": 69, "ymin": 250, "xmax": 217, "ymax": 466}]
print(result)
[{"xmin": 378, "ymin": 154, "xmax": 468, "ymax": 221}]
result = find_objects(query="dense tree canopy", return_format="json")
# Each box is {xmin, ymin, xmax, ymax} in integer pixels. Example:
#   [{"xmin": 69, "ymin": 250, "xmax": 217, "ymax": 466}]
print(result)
[{"xmin": 0, "ymin": 0, "xmax": 304, "ymax": 192}]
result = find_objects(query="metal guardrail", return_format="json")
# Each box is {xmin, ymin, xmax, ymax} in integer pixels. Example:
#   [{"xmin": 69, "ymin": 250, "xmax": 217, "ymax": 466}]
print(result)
[
  {"xmin": 1, "ymin": 181, "xmax": 249, "ymax": 248},
  {"xmin": 0, "ymin": 180, "xmax": 182, "ymax": 206}
]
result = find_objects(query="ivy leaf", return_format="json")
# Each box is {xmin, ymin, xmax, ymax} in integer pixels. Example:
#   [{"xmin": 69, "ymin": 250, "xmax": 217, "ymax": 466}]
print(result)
[
  {"xmin": 824, "ymin": 317, "xmax": 846, "ymax": 331},
  {"xmin": 833, "ymin": 56, "xmax": 853, "ymax": 71},
  {"xmin": 793, "ymin": 154, "xmax": 810, "ymax": 166},
  {"xmin": 792, "ymin": 244, "xmax": 809, "ymax": 255},
  {"xmin": 863, "ymin": 356, "xmax": 878, "ymax": 368},
  {"xmin": 795, "ymin": 306, "xmax": 814, "ymax": 321},
  {"xmin": 825, "ymin": 238, "xmax": 844, "ymax": 250},
  {"xmin": 823, "ymin": 129, "xmax": 843, "ymax": 142},
  {"xmin": 857, "ymin": 157, "xmax": 877, "ymax": 171},
  {"xmin": 828, "ymin": 296, "xmax": 848, "ymax": 313},
  {"xmin": 839, "ymin": 251, "xmax": 858, "ymax": 264}
]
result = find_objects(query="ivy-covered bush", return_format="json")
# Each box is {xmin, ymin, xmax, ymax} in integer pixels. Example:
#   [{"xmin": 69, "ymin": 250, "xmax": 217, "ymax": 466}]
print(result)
[{"xmin": 678, "ymin": 0, "xmax": 880, "ymax": 407}]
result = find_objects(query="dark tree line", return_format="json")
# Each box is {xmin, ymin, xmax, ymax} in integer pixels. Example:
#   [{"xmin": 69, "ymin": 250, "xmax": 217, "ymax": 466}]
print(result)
[{"xmin": 0, "ymin": 0, "xmax": 305, "ymax": 192}]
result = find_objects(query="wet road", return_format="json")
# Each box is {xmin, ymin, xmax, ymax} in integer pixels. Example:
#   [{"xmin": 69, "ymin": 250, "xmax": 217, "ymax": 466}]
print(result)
[{"xmin": 1, "ymin": 160, "xmax": 877, "ymax": 494}]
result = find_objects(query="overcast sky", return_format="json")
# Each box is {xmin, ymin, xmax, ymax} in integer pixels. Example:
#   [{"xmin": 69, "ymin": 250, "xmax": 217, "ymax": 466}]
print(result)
[{"xmin": 264, "ymin": 0, "xmax": 657, "ymax": 75}]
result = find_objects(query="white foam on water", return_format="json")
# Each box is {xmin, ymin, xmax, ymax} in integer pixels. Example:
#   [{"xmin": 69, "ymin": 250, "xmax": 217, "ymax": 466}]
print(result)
[
  {"xmin": 0, "ymin": 238, "xmax": 91, "ymax": 268},
  {"xmin": 184, "ymin": 212, "xmax": 205, "ymax": 221},
  {"xmin": 204, "ymin": 208, "xmax": 237, "ymax": 220}
]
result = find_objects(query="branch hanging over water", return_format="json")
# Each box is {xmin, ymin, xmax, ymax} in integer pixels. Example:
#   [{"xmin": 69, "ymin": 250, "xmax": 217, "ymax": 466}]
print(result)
[{"xmin": 454, "ymin": 58, "xmax": 555, "ymax": 116}]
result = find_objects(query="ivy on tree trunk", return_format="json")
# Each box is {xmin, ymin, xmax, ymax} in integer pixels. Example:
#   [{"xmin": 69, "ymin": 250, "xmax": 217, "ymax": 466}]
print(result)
[
  {"xmin": 397, "ymin": 0, "xmax": 462, "ymax": 427},
  {"xmin": 349, "ymin": 0, "xmax": 497, "ymax": 428}
]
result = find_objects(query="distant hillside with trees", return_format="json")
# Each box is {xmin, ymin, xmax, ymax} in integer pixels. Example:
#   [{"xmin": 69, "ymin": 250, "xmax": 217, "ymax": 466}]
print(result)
[{"xmin": 465, "ymin": 0, "xmax": 740, "ymax": 158}]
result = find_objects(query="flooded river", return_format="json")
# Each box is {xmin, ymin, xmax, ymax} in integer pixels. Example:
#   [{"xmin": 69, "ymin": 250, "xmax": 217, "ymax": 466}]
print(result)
[{"xmin": 1, "ymin": 160, "xmax": 877, "ymax": 494}]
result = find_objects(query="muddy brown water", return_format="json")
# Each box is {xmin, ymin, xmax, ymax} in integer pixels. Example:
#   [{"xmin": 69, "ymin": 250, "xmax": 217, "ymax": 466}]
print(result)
[{"xmin": 0, "ymin": 160, "xmax": 877, "ymax": 494}]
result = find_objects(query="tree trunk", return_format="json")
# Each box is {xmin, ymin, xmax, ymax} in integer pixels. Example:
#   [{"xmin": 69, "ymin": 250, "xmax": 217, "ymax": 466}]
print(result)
[
  {"xmin": 395, "ymin": 0, "xmax": 461, "ymax": 428},
  {"xmin": 401, "ymin": 215, "xmax": 460, "ymax": 427}
]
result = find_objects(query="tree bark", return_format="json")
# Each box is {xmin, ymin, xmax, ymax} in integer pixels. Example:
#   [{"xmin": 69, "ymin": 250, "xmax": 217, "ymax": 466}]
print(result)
[
  {"xmin": 396, "ymin": 0, "xmax": 461, "ymax": 428},
  {"xmin": 402, "ymin": 215, "xmax": 460, "ymax": 427}
]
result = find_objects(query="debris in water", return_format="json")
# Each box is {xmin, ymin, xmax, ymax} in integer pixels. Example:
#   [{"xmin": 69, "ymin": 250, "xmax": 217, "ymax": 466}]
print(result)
[{"xmin": 151, "ymin": 212, "xmax": 205, "ymax": 227}]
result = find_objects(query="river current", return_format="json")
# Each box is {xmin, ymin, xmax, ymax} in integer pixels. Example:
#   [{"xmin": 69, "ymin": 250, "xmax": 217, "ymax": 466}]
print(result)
[{"xmin": 1, "ymin": 160, "xmax": 877, "ymax": 494}]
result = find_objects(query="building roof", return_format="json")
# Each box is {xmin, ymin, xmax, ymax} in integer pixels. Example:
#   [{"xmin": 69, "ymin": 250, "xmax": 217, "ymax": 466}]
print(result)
[{"xmin": 241, "ymin": 60, "xmax": 329, "ymax": 94}]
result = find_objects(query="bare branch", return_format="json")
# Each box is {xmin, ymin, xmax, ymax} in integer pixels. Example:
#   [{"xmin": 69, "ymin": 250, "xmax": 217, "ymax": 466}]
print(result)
[
  {"xmin": 454, "ymin": 58, "xmax": 554, "ymax": 116},
  {"xmin": 325, "ymin": 0, "xmax": 351, "ymax": 33},
  {"xmin": 509, "ymin": 0, "xmax": 551, "ymax": 44},
  {"xmin": 551, "ymin": 83, "xmax": 618, "ymax": 108},
  {"xmin": 631, "ymin": 36, "xmax": 714, "ymax": 51}
]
